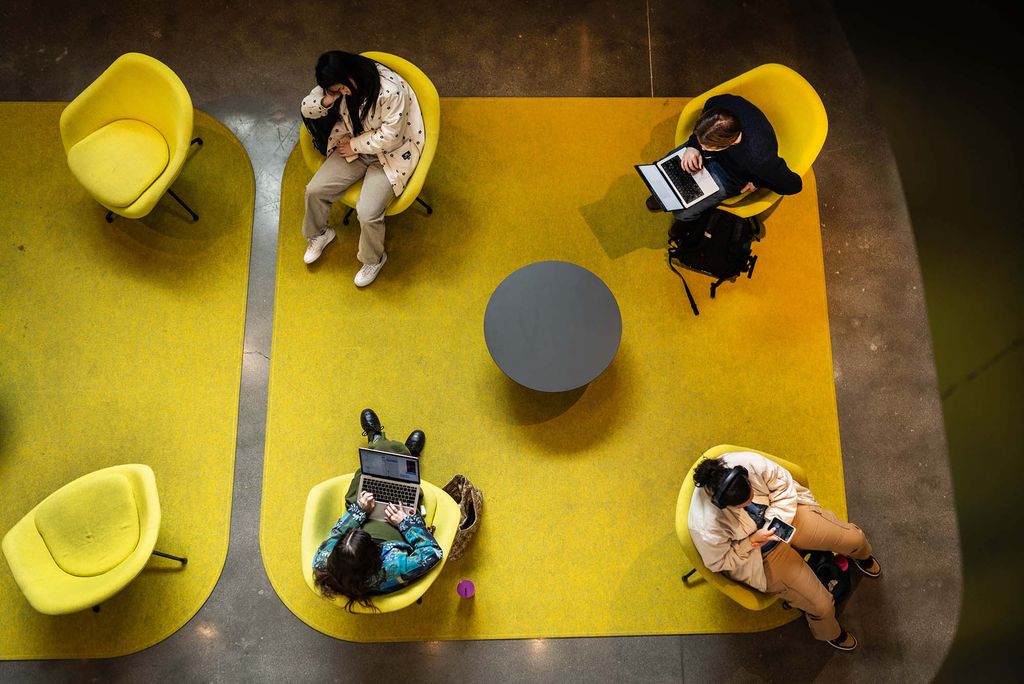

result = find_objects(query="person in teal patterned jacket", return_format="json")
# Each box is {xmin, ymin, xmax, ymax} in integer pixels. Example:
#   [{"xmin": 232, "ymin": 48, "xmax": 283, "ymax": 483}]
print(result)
[{"xmin": 312, "ymin": 408, "xmax": 441, "ymax": 611}]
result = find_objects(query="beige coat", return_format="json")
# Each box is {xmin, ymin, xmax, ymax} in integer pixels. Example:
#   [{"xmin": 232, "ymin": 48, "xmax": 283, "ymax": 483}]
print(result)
[
  {"xmin": 301, "ymin": 63, "xmax": 425, "ymax": 197},
  {"xmin": 687, "ymin": 451, "xmax": 819, "ymax": 591}
]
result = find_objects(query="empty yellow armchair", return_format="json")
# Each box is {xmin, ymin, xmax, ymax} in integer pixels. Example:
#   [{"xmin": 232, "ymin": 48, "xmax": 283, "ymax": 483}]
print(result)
[
  {"xmin": 299, "ymin": 51, "xmax": 439, "ymax": 224},
  {"xmin": 2, "ymin": 464, "xmax": 186, "ymax": 615},
  {"xmin": 674, "ymin": 63, "xmax": 828, "ymax": 218},
  {"xmin": 300, "ymin": 473, "xmax": 459, "ymax": 613},
  {"xmin": 60, "ymin": 52, "xmax": 202, "ymax": 222},
  {"xmin": 675, "ymin": 444, "xmax": 808, "ymax": 611}
]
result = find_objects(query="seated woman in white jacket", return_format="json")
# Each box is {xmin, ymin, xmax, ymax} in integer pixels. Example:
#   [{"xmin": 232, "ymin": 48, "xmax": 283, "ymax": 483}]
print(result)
[
  {"xmin": 300, "ymin": 51, "xmax": 425, "ymax": 287},
  {"xmin": 688, "ymin": 451, "xmax": 881, "ymax": 652}
]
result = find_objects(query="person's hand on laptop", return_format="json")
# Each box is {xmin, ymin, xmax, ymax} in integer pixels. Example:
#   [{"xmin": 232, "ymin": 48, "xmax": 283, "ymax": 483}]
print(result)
[
  {"xmin": 357, "ymin": 491, "xmax": 376, "ymax": 513},
  {"xmin": 680, "ymin": 147, "xmax": 703, "ymax": 173},
  {"xmin": 384, "ymin": 502, "xmax": 415, "ymax": 526}
]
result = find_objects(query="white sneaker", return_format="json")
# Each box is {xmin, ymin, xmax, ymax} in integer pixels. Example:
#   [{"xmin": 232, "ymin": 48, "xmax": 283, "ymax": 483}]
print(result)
[
  {"xmin": 303, "ymin": 228, "xmax": 336, "ymax": 264},
  {"xmin": 354, "ymin": 252, "xmax": 387, "ymax": 287}
]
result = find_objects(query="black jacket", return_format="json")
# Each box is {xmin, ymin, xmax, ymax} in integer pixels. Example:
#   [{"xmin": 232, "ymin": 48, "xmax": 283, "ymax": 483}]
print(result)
[{"xmin": 684, "ymin": 94, "xmax": 802, "ymax": 196}]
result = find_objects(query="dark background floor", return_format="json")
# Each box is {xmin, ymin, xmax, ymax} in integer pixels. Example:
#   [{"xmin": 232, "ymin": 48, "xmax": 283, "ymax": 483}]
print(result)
[
  {"xmin": 1, "ymin": 0, "xmax": 1017, "ymax": 680},
  {"xmin": 833, "ymin": 2, "xmax": 1023, "ymax": 679}
]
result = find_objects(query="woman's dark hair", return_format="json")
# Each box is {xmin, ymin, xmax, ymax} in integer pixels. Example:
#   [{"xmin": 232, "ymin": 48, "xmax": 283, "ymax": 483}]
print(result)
[
  {"xmin": 694, "ymin": 107, "xmax": 741, "ymax": 149},
  {"xmin": 693, "ymin": 458, "xmax": 751, "ymax": 507},
  {"xmin": 312, "ymin": 528, "xmax": 383, "ymax": 613},
  {"xmin": 314, "ymin": 51, "xmax": 381, "ymax": 122}
]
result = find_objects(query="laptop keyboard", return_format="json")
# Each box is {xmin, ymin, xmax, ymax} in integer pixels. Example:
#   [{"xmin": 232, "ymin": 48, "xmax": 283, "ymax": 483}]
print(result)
[
  {"xmin": 661, "ymin": 160, "xmax": 706, "ymax": 204},
  {"xmin": 362, "ymin": 477, "xmax": 419, "ymax": 508}
]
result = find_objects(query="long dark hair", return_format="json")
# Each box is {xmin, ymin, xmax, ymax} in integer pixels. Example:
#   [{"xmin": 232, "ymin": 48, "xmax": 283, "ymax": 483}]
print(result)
[
  {"xmin": 315, "ymin": 51, "xmax": 381, "ymax": 122},
  {"xmin": 312, "ymin": 528, "xmax": 383, "ymax": 612}
]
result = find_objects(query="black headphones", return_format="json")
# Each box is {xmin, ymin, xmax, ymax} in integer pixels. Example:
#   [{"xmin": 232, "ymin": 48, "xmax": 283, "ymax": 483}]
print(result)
[{"xmin": 711, "ymin": 465, "xmax": 749, "ymax": 509}]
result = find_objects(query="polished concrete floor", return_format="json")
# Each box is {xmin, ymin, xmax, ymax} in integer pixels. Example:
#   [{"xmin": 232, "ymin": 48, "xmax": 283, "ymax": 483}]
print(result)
[{"xmin": 0, "ymin": 1, "xmax": 962, "ymax": 681}]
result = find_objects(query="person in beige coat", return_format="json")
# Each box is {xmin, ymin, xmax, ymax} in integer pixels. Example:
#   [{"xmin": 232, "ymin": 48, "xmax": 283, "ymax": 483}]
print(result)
[
  {"xmin": 688, "ymin": 450, "xmax": 881, "ymax": 651},
  {"xmin": 299, "ymin": 51, "xmax": 425, "ymax": 287}
]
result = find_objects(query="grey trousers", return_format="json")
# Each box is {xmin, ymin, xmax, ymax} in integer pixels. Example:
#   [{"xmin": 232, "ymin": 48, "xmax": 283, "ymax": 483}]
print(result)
[{"xmin": 302, "ymin": 151, "xmax": 394, "ymax": 264}]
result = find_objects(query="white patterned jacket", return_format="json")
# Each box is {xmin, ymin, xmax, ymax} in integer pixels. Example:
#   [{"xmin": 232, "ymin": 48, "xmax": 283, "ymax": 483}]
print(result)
[{"xmin": 301, "ymin": 63, "xmax": 425, "ymax": 197}]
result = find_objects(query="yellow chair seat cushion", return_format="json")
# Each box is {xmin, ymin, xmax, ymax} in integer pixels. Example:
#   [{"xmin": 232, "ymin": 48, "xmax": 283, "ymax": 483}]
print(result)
[
  {"xmin": 34, "ymin": 472, "xmax": 141, "ymax": 577},
  {"xmin": 66, "ymin": 119, "xmax": 169, "ymax": 208}
]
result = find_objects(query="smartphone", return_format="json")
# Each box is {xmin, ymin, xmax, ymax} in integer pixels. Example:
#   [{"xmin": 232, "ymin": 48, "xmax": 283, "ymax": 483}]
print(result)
[{"xmin": 766, "ymin": 517, "xmax": 796, "ymax": 543}]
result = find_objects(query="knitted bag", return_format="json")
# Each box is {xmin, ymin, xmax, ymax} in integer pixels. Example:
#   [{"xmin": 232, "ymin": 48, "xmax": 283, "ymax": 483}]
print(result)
[{"xmin": 441, "ymin": 474, "xmax": 483, "ymax": 561}]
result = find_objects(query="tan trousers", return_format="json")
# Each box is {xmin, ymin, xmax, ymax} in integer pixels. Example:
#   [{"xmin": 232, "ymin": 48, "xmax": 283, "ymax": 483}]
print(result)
[
  {"xmin": 302, "ymin": 152, "xmax": 394, "ymax": 265},
  {"xmin": 762, "ymin": 505, "xmax": 873, "ymax": 641}
]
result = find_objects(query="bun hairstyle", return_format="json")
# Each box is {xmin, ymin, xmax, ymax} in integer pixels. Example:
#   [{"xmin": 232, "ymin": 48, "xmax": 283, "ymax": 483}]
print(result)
[
  {"xmin": 693, "ymin": 458, "xmax": 751, "ymax": 508},
  {"xmin": 312, "ymin": 528, "xmax": 383, "ymax": 613}
]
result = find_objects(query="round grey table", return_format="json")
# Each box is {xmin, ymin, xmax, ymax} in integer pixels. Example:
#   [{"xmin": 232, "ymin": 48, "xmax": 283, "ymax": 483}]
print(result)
[{"xmin": 483, "ymin": 260, "xmax": 622, "ymax": 392}]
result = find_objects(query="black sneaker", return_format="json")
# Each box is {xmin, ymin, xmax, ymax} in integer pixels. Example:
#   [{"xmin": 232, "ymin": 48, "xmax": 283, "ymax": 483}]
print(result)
[
  {"xmin": 360, "ymin": 408, "xmax": 383, "ymax": 443},
  {"xmin": 405, "ymin": 430, "xmax": 426, "ymax": 457},
  {"xmin": 854, "ymin": 556, "xmax": 882, "ymax": 578},
  {"xmin": 827, "ymin": 629, "xmax": 858, "ymax": 652}
]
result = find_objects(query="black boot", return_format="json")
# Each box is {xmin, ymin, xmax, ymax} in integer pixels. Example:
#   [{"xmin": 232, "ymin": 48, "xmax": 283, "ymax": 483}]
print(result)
[
  {"xmin": 405, "ymin": 430, "xmax": 426, "ymax": 457},
  {"xmin": 360, "ymin": 408, "xmax": 383, "ymax": 443}
]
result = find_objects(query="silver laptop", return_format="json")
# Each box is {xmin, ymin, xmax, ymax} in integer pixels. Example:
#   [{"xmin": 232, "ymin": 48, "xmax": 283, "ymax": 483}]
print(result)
[
  {"xmin": 357, "ymin": 447, "xmax": 422, "ymax": 521},
  {"xmin": 636, "ymin": 148, "xmax": 720, "ymax": 211}
]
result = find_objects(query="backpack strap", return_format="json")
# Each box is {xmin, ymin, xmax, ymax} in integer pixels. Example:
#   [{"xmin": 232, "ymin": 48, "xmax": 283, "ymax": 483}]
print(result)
[{"xmin": 667, "ymin": 249, "xmax": 700, "ymax": 316}]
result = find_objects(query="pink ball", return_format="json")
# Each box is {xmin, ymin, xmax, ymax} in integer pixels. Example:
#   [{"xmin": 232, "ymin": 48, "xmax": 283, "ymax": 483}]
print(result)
[
  {"xmin": 457, "ymin": 580, "xmax": 475, "ymax": 598},
  {"xmin": 835, "ymin": 555, "xmax": 849, "ymax": 571}
]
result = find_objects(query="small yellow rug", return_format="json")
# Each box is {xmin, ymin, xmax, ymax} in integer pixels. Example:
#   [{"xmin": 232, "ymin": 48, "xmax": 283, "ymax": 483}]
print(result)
[
  {"xmin": 261, "ymin": 98, "xmax": 843, "ymax": 641},
  {"xmin": 0, "ymin": 103, "xmax": 253, "ymax": 658}
]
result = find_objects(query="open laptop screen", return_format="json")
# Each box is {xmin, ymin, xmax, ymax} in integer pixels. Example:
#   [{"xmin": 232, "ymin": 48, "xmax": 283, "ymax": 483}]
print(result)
[{"xmin": 359, "ymin": 448, "xmax": 420, "ymax": 483}]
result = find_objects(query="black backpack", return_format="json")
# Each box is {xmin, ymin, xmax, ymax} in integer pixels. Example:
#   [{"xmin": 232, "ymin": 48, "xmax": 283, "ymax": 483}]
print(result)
[
  {"xmin": 805, "ymin": 551, "xmax": 853, "ymax": 611},
  {"xmin": 666, "ymin": 209, "xmax": 760, "ymax": 315}
]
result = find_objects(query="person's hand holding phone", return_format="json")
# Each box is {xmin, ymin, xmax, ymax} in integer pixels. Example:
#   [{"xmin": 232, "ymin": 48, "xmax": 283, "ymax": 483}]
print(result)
[{"xmin": 749, "ymin": 528, "xmax": 778, "ymax": 548}]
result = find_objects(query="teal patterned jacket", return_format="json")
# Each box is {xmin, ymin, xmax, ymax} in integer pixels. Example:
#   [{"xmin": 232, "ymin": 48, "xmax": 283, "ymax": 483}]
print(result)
[{"xmin": 312, "ymin": 503, "xmax": 443, "ymax": 594}]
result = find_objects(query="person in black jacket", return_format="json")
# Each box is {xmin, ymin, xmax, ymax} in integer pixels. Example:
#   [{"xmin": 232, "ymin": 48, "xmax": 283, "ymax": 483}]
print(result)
[{"xmin": 648, "ymin": 94, "xmax": 802, "ymax": 221}]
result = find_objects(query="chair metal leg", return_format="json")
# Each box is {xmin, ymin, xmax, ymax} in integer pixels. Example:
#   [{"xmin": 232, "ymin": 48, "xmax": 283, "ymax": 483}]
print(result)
[
  {"xmin": 682, "ymin": 568, "xmax": 697, "ymax": 583},
  {"xmin": 167, "ymin": 189, "xmax": 199, "ymax": 222},
  {"xmin": 152, "ymin": 549, "xmax": 188, "ymax": 565},
  {"xmin": 343, "ymin": 207, "xmax": 354, "ymax": 226},
  {"xmin": 102, "ymin": 138, "xmax": 202, "ymax": 224},
  {"xmin": 415, "ymin": 196, "xmax": 433, "ymax": 215}
]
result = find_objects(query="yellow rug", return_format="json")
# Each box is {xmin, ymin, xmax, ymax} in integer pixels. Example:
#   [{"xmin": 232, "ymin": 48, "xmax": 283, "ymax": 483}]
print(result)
[
  {"xmin": 261, "ymin": 98, "xmax": 843, "ymax": 641},
  {"xmin": 0, "ymin": 103, "xmax": 253, "ymax": 658}
]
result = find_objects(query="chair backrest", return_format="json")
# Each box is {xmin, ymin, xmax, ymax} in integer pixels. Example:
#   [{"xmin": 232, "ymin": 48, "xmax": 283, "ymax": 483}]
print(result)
[
  {"xmin": 361, "ymin": 51, "xmax": 440, "ymax": 212},
  {"xmin": 674, "ymin": 444, "xmax": 809, "ymax": 611},
  {"xmin": 1, "ymin": 464, "xmax": 162, "ymax": 615},
  {"xmin": 60, "ymin": 53, "xmax": 193, "ymax": 163},
  {"xmin": 674, "ymin": 63, "xmax": 828, "ymax": 176}
]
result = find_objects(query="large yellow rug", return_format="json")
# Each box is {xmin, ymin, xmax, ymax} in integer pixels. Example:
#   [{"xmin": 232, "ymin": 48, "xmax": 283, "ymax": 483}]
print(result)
[
  {"xmin": 262, "ymin": 98, "xmax": 843, "ymax": 641},
  {"xmin": 0, "ymin": 103, "xmax": 253, "ymax": 658}
]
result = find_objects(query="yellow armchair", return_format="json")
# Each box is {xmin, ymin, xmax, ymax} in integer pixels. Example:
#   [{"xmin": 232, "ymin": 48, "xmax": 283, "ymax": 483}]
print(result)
[
  {"xmin": 1, "ymin": 464, "xmax": 186, "ymax": 615},
  {"xmin": 674, "ymin": 444, "xmax": 808, "ymax": 611},
  {"xmin": 674, "ymin": 63, "xmax": 828, "ymax": 218},
  {"xmin": 299, "ymin": 51, "xmax": 439, "ymax": 225},
  {"xmin": 300, "ymin": 473, "xmax": 459, "ymax": 613},
  {"xmin": 60, "ymin": 52, "xmax": 203, "ymax": 223}
]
